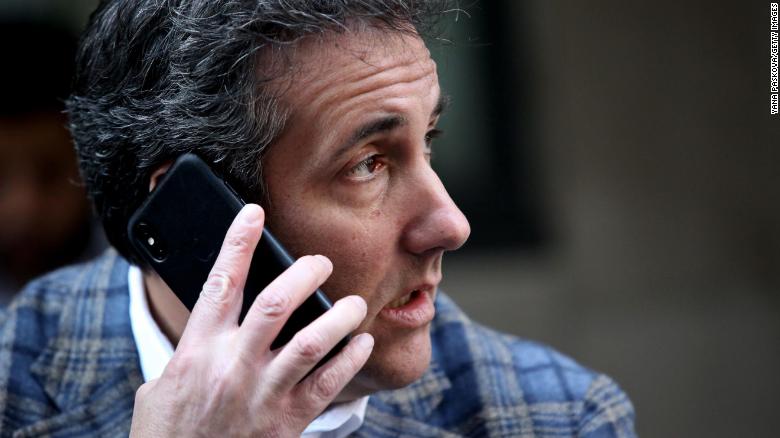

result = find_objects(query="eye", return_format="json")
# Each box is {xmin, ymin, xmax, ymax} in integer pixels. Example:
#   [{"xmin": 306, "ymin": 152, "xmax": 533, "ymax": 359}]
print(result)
[
  {"xmin": 346, "ymin": 154, "xmax": 385, "ymax": 180},
  {"xmin": 425, "ymin": 128, "xmax": 443, "ymax": 146},
  {"xmin": 424, "ymin": 128, "xmax": 443, "ymax": 159}
]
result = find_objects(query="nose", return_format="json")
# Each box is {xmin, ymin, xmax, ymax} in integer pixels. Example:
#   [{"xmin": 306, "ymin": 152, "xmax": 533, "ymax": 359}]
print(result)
[{"xmin": 401, "ymin": 166, "xmax": 471, "ymax": 255}]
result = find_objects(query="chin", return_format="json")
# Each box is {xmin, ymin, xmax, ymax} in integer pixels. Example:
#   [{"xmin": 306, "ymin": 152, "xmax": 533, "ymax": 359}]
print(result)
[{"xmin": 348, "ymin": 324, "xmax": 433, "ymax": 395}]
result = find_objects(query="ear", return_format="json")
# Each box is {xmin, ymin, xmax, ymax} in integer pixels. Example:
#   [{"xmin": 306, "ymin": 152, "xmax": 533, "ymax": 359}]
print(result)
[{"xmin": 149, "ymin": 161, "xmax": 174, "ymax": 192}]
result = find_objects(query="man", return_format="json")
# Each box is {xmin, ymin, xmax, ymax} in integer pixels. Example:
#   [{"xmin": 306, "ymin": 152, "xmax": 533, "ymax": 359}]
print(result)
[{"xmin": 0, "ymin": 1, "xmax": 636, "ymax": 436}]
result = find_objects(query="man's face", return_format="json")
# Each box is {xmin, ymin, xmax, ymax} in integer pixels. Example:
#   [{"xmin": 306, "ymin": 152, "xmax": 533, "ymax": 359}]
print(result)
[{"xmin": 262, "ymin": 28, "xmax": 470, "ymax": 395}]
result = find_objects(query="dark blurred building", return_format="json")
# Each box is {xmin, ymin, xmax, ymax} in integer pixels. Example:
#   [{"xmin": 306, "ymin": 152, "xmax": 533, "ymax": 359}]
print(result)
[
  {"xmin": 0, "ymin": 21, "xmax": 106, "ymax": 304},
  {"xmin": 439, "ymin": 2, "xmax": 779, "ymax": 437}
]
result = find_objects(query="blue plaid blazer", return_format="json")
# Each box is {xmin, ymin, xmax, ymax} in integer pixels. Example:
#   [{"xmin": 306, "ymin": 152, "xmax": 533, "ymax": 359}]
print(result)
[{"xmin": 0, "ymin": 250, "xmax": 636, "ymax": 437}]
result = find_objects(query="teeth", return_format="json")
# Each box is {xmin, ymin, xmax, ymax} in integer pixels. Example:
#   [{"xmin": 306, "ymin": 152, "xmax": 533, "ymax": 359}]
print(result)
[{"xmin": 387, "ymin": 291, "xmax": 416, "ymax": 308}]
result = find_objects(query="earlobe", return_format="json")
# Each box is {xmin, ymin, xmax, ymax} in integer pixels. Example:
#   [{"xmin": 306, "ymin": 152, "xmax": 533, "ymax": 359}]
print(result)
[{"xmin": 149, "ymin": 161, "xmax": 174, "ymax": 192}]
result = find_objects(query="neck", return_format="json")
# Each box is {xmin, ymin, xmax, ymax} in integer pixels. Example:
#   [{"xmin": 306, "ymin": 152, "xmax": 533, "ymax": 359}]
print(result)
[{"xmin": 142, "ymin": 272, "xmax": 189, "ymax": 346}]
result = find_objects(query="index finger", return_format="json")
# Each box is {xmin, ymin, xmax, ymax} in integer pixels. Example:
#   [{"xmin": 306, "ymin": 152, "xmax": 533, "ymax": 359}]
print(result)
[{"xmin": 179, "ymin": 204, "xmax": 264, "ymax": 345}]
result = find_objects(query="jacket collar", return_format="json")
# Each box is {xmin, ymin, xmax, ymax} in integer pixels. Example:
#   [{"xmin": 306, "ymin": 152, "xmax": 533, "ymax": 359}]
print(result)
[
  {"xmin": 358, "ymin": 355, "xmax": 454, "ymax": 437},
  {"xmin": 370, "ymin": 358, "xmax": 452, "ymax": 418}
]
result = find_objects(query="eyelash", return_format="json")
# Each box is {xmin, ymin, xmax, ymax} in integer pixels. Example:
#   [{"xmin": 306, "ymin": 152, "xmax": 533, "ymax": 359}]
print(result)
[
  {"xmin": 424, "ymin": 128, "xmax": 443, "ymax": 160},
  {"xmin": 425, "ymin": 128, "xmax": 443, "ymax": 147},
  {"xmin": 346, "ymin": 154, "xmax": 385, "ymax": 180},
  {"xmin": 346, "ymin": 128, "xmax": 444, "ymax": 180}
]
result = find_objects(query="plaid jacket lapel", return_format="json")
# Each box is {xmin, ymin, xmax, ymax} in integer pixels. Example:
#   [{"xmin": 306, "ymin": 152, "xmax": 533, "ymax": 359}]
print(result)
[
  {"xmin": 370, "ymin": 359, "xmax": 452, "ymax": 419},
  {"xmin": 23, "ymin": 251, "xmax": 143, "ymax": 436},
  {"xmin": 356, "ymin": 354, "xmax": 456, "ymax": 437}
]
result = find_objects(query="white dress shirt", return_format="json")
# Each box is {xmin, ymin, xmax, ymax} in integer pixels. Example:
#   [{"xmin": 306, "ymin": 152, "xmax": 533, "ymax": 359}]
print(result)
[{"xmin": 127, "ymin": 265, "xmax": 368, "ymax": 438}]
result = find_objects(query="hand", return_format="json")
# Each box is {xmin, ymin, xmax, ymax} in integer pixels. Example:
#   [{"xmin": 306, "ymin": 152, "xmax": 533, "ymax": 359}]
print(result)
[{"xmin": 129, "ymin": 204, "xmax": 373, "ymax": 437}]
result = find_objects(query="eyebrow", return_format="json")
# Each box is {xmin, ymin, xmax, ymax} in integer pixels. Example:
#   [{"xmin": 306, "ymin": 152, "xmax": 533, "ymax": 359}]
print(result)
[
  {"xmin": 333, "ymin": 93, "xmax": 450, "ymax": 161},
  {"xmin": 432, "ymin": 93, "xmax": 450, "ymax": 118}
]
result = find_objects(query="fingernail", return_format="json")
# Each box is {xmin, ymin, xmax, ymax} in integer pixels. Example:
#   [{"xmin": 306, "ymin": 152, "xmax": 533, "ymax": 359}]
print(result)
[
  {"xmin": 242, "ymin": 204, "xmax": 263, "ymax": 225},
  {"xmin": 315, "ymin": 254, "xmax": 332, "ymax": 271},
  {"xmin": 355, "ymin": 333, "xmax": 374, "ymax": 350},
  {"xmin": 346, "ymin": 295, "xmax": 366, "ymax": 313}
]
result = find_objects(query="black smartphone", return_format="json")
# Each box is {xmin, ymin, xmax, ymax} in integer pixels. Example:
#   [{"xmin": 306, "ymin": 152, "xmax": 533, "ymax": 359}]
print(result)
[{"xmin": 127, "ymin": 153, "xmax": 347, "ymax": 357}]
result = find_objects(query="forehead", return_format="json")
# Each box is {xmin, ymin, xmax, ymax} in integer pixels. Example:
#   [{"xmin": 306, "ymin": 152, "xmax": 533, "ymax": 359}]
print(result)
[{"xmin": 271, "ymin": 27, "xmax": 439, "ymax": 120}]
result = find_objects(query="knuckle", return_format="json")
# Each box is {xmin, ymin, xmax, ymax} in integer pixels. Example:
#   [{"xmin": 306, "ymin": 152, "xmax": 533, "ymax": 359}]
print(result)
[
  {"xmin": 339, "ymin": 345, "xmax": 364, "ymax": 372},
  {"xmin": 224, "ymin": 230, "xmax": 254, "ymax": 254},
  {"xmin": 201, "ymin": 272, "xmax": 235, "ymax": 306},
  {"xmin": 311, "ymin": 368, "xmax": 341, "ymax": 401},
  {"xmin": 258, "ymin": 423, "xmax": 284, "ymax": 438},
  {"xmin": 203, "ymin": 271, "xmax": 232, "ymax": 293},
  {"xmin": 266, "ymin": 409, "xmax": 299, "ymax": 438},
  {"xmin": 291, "ymin": 330, "xmax": 327, "ymax": 362},
  {"xmin": 254, "ymin": 288, "xmax": 291, "ymax": 319}
]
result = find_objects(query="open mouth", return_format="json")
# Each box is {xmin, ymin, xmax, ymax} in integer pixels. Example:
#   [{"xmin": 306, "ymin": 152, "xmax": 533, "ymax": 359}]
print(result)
[
  {"xmin": 386, "ymin": 290, "xmax": 421, "ymax": 309},
  {"xmin": 379, "ymin": 287, "xmax": 435, "ymax": 328}
]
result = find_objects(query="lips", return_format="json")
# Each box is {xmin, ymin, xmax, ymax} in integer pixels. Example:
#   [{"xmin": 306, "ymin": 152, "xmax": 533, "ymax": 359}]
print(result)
[
  {"xmin": 386, "ymin": 290, "xmax": 417, "ymax": 308},
  {"xmin": 379, "ymin": 286, "xmax": 436, "ymax": 328}
]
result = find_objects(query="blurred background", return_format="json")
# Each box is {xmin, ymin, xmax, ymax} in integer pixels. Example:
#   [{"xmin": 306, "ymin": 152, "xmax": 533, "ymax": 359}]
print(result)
[
  {"xmin": 0, "ymin": 0, "xmax": 106, "ymax": 305},
  {"xmin": 1, "ymin": 1, "xmax": 777, "ymax": 436}
]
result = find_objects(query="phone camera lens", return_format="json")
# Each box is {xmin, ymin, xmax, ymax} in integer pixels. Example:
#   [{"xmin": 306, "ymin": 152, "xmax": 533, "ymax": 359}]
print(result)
[{"xmin": 135, "ymin": 222, "xmax": 168, "ymax": 261}]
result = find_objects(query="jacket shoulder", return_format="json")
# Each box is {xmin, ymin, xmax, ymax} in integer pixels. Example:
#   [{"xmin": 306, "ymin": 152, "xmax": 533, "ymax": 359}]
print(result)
[
  {"xmin": 428, "ymin": 293, "xmax": 636, "ymax": 437},
  {"xmin": 0, "ymin": 251, "xmax": 133, "ymax": 434}
]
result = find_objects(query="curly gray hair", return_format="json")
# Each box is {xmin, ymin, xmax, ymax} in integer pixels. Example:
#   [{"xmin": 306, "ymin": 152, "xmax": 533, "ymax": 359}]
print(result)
[{"xmin": 67, "ymin": 0, "xmax": 456, "ymax": 264}]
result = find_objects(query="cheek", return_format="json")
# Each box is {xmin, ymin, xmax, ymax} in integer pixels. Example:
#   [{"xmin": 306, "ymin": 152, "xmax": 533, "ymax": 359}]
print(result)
[{"xmin": 266, "ymin": 205, "xmax": 400, "ymax": 300}]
